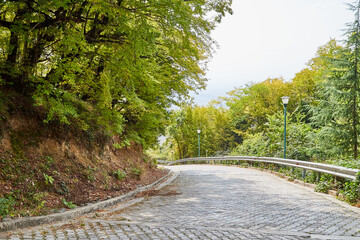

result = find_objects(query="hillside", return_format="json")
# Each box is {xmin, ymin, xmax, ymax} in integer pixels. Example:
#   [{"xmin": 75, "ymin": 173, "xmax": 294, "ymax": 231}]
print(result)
[{"xmin": 0, "ymin": 88, "xmax": 167, "ymax": 221}]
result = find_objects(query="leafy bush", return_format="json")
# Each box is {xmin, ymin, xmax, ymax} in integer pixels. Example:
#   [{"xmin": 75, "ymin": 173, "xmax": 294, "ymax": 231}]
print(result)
[
  {"xmin": 62, "ymin": 198, "xmax": 77, "ymax": 209},
  {"xmin": 304, "ymin": 171, "xmax": 319, "ymax": 184},
  {"xmin": 314, "ymin": 174, "xmax": 334, "ymax": 194},
  {"xmin": 43, "ymin": 174, "xmax": 54, "ymax": 185},
  {"xmin": 113, "ymin": 169, "xmax": 127, "ymax": 180},
  {"xmin": 113, "ymin": 142, "xmax": 122, "ymax": 149},
  {"xmin": 131, "ymin": 167, "xmax": 142, "ymax": 179},
  {"xmin": 0, "ymin": 197, "xmax": 15, "ymax": 218},
  {"xmin": 340, "ymin": 181, "xmax": 359, "ymax": 204},
  {"xmin": 315, "ymin": 181, "xmax": 332, "ymax": 193},
  {"xmin": 231, "ymin": 133, "xmax": 267, "ymax": 157},
  {"xmin": 231, "ymin": 112, "xmax": 314, "ymax": 161}
]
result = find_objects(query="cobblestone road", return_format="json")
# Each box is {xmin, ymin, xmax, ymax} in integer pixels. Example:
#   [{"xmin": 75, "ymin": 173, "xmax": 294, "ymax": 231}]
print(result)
[{"xmin": 2, "ymin": 165, "xmax": 360, "ymax": 239}]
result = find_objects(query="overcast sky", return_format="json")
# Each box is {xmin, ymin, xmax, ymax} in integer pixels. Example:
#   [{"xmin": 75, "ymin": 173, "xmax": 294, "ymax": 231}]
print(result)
[{"xmin": 191, "ymin": 0, "xmax": 354, "ymax": 105}]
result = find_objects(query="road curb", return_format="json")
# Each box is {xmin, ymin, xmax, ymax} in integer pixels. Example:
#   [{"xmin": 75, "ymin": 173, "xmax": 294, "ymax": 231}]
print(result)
[{"xmin": 0, "ymin": 169, "xmax": 178, "ymax": 233}]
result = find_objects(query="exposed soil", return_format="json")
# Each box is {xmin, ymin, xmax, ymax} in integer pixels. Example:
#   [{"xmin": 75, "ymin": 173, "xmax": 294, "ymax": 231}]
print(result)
[{"xmin": 0, "ymin": 88, "xmax": 168, "ymax": 221}]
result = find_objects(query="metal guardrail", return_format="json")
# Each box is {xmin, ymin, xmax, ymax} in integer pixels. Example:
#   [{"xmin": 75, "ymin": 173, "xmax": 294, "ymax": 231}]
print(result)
[
  {"xmin": 158, "ymin": 156, "xmax": 360, "ymax": 181},
  {"xmin": 157, "ymin": 160, "xmax": 171, "ymax": 165}
]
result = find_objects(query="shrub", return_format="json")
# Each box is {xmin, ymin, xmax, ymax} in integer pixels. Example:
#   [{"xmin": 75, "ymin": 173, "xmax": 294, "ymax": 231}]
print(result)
[
  {"xmin": 315, "ymin": 181, "xmax": 332, "ymax": 194},
  {"xmin": 113, "ymin": 169, "xmax": 127, "ymax": 180},
  {"xmin": 0, "ymin": 197, "xmax": 15, "ymax": 218},
  {"xmin": 62, "ymin": 198, "xmax": 77, "ymax": 209},
  {"xmin": 43, "ymin": 174, "xmax": 54, "ymax": 185},
  {"xmin": 131, "ymin": 167, "xmax": 142, "ymax": 179},
  {"xmin": 340, "ymin": 181, "xmax": 359, "ymax": 204}
]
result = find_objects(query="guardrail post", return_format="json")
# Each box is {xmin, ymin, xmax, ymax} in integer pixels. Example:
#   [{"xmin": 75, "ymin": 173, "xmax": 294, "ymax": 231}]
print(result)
[
  {"xmin": 317, "ymin": 172, "xmax": 321, "ymax": 182},
  {"xmin": 302, "ymin": 169, "xmax": 306, "ymax": 179}
]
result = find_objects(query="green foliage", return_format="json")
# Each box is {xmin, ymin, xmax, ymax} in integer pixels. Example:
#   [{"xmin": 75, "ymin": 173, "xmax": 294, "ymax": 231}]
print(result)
[
  {"xmin": 43, "ymin": 174, "xmax": 54, "ymax": 185},
  {"xmin": 0, "ymin": 0, "xmax": 233, "ymax": 147},
  {"xmin": 113, "ymin": 143, "xmax": 122, "ymax": 149},
  {"xmin": 84, "ymin": 166, "xmax": 97, "ymax": 182},
  {"xmin": 113, "ymin": 169, "xmax": 126, "ymax": 181},
  {"xmin": 314, "ymin": 181, "xmax": 331, "ymax": 194},
  {"xmin": 340, "ymin": 181, "xmax": 359, "ymax": 203},
  {"xmin": 226, "ymin": 78, "xmax": 292, "ymax": 135},
  {"xmin": 166, "ymin": 103, "xmax": 235, "ymax": 159},
  {"xmin": 231, "ymin": 133, "xmax": 267, "ymax": 157},
  {"xmin": 0, "ymin": 197, "xmax": 15, "ymax": 218},
  {"xmin": 32, "ymin": 193, "xmax": 47, "ymax": 214},
  {"xmin": 159, "ymin": 5, "xmax": 360, "ymax": 207},
  {"xmin": 309, "ymin": 4, "xmax": 360, "ymax": 160},
  {"xmin": 304, "ymin": 171, "xmax": 319, "ymax": 184},
  {"xmin": 314, "ymin": 181, "xmax": 332, "ymax": 194},
  {"xmin": 313, "ymin": 174, "xmax": 334, "ymax": 194},
  {"xmin": 40, "ymin": 156, "xmax": 55, "ymax": 171},
  {"xmin": 113, "ymin": 140, "xmax": 130, "ymax": 149},
  {"xmin": 231, "ymin": 112, "xmax": 314, "ymax": 160},
  {"xmin": 62, "ymin": 198, "xmax": 77, "ymax": 209},
  {"xmin": 163, "ymin": 40, "xmax": 349, "ymax": 163},
  {"xmin": 131, "ymin": 167, "xmax": 142, "ymax": 179}
]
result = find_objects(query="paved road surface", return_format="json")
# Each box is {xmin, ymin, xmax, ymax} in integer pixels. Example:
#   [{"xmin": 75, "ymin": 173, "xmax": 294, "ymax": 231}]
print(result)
[{"xmin": 2, "ymin": 165, "xmax": 360, "ymax": 239}]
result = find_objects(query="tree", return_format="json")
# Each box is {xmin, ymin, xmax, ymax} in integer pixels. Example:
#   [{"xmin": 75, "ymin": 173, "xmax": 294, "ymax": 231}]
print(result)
[
  {"xmin": 291, "ymin": 40, "xmax": 343, "ymax": 123},
  {"xmin": 0, "ymin": 0, "xmax": 233, "ymax": 147},
  {"xmin": 231, "ymin": 112, "xmax": 314, "ymax": 160},
  {"xmin": 166, "ymin": 103, "xmax": 234, "ymax": 159},
  {"xmin": 310, "ymin": 1, "xmax": 360, "ymax": 159},
  {"xmin": 225, "ymin": 78, "xmax": 292, "ymax": 139}
]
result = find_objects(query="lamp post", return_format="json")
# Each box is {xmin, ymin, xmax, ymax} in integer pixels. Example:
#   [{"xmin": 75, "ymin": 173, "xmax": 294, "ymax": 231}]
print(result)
[
  {"xmin": 197, "ymin": 129, "xmax": 201, "ymax": 157},
  {"xmin": 281, "ymin": 96, "xmax": 290, "ymax": 159}
]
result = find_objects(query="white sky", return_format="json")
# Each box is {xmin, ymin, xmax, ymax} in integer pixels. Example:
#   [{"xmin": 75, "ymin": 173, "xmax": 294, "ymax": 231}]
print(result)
[{"xmin": 192, "ymin": 0, "xmax": 354, "ymax": 105}]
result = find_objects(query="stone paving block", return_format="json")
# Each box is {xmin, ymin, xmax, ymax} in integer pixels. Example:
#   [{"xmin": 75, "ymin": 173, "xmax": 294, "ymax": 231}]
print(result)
[{"xmin": 3, "ymin": 165, "xmax": 360, "ymax": 239}]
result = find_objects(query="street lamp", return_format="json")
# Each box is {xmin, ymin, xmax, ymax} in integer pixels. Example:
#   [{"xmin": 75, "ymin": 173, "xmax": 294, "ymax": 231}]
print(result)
[
  {"xmin": 281, "ymin": 96, "xmax": 290, "ymax": 159},
  {"xmin": 197, "ymin": 129, "xmax": 201, "ymax": 157}
]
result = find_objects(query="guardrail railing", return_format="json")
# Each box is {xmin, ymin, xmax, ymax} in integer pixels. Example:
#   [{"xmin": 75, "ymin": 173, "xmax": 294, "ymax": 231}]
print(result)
[{"xmin": 158, "ymin": 156, "xmax": 360, "ymax": 181}]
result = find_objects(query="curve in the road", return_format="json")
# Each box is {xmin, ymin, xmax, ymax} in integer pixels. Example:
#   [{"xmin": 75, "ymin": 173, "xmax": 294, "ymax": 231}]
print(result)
[{"xmin": 3, "ymin": 165, "xmax": 360, "ymax": 240}]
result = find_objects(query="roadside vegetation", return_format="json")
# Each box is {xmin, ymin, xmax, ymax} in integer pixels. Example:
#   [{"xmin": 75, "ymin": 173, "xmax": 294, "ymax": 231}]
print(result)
[
  {"xmin": 153, "ymin": 1, "xmax": 360, "ymax": 205},
  {"xmin": 0, "ymin": 0, "xmax": 233, "ymax": 220}
]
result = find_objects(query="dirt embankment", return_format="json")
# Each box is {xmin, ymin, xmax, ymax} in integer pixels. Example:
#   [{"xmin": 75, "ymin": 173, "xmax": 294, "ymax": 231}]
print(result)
[{"xmin": 0, "ymin": 90, "xmax": 167, "ymax": 220}]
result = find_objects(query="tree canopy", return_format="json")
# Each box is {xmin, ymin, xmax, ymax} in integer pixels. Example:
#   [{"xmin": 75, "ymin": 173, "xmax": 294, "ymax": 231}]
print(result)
[
  {"xmin": 162, "ymin": 38, "xmax": 352, "ymax": 161},
  {"xmin": 0, "ymin": 0, "xmax": 233, "ymax": 146}
]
